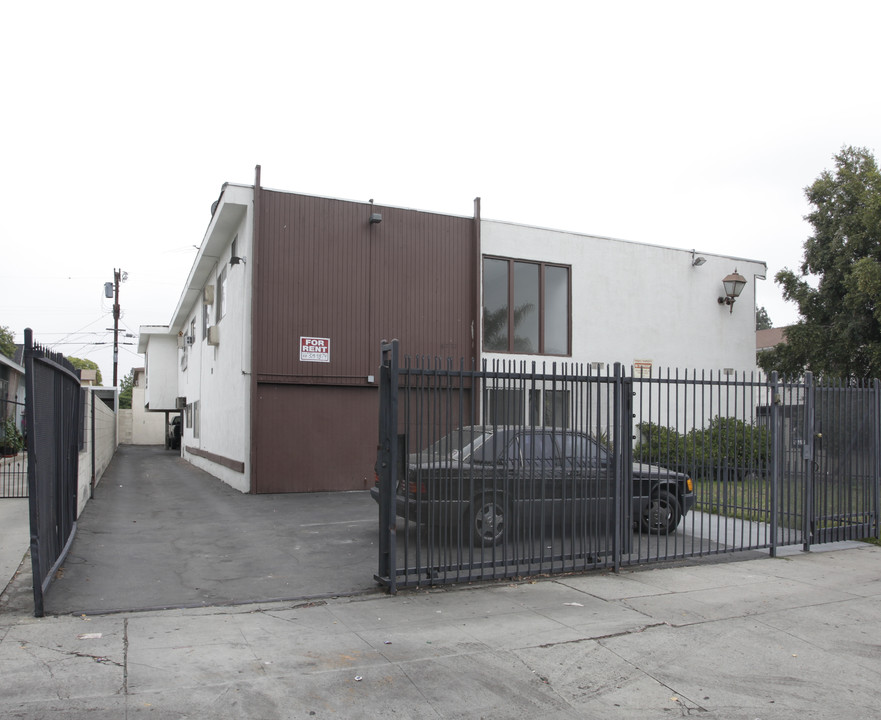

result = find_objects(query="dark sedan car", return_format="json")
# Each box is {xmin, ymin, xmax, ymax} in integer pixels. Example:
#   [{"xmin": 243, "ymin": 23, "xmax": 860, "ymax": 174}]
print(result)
[
  {"xmin": 372, "ymin": 426, "xmax": 695, "ymax": 547},
  {"xmin": 167, "ymin": 415, "xmax": 181, "ymax": 450}
]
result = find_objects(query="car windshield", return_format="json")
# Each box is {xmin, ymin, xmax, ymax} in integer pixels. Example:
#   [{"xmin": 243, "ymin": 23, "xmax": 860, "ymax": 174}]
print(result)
[{"xmin": 413, "ymin": 428, "xmax": 492, "ymax": 462}]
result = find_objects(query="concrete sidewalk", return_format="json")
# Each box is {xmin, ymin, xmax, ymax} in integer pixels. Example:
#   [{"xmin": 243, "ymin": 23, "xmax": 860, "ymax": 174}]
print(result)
[
  {"xmin": 0, "ymin": 497, "xmax": 28, "ymax": 601},
  {"xmin": 1, "ymin": 542, "xmax": 879, "ymax": 718}
]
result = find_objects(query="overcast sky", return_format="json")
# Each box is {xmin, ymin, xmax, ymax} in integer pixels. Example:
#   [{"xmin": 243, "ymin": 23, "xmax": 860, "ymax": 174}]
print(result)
[{"xmin": 2, "ymin": 0, "xmax": 879, "ymax": 385}]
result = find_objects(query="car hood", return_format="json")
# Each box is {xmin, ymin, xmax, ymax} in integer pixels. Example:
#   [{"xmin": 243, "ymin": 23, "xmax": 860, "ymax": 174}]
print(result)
[{"xmin": 632, "ymin": 461, "xmax": 686, "ymax": 479}]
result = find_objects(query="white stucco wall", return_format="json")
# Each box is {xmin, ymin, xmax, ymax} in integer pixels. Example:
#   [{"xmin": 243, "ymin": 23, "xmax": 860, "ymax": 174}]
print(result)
[
  {"xmin": 172, "ymin": 184, "xmax": 253, "ymax": 493},
  {"xmin": 140, "ymin": 184, "xmax": 253, "ymax": 493},
  {"xmin": 140, "ymin": 331, "xmax": 179, "ymax": 411},
  {"xmin": 127, "ymin": 369, "xmax": 165, "ymax": 444},
  {"xmin": 479, "ymin": 220, "xmax": 767, "ymax": 434},
  {"xmin": 480, "ymin": 220, "xmax": 766, "ymax": 373}
]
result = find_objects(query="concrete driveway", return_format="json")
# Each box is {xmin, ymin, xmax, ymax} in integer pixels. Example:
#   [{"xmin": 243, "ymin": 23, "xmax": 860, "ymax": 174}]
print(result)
[{"xmin": 37, "ymin": 445, "xmax": 382, "ymax": 615}]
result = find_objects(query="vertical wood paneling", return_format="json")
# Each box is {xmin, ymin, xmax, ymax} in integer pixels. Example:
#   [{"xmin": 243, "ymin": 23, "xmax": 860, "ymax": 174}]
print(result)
[
  {"xmin": 253, "ymin": 191, "xmax": 475, "ymax": 382},
  {"xmin": 250, "ymin": 189, "xmax": 476, "ymax": 492},
  {"xmin": 255, "ymin": 385, "xmax": 377, "ymax": 492}
]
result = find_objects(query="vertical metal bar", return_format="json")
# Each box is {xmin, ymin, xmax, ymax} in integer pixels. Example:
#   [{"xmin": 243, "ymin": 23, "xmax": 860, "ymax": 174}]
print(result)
[
  {"xmin": 612, "ymin": 362, "xmax": 623, "ymax": 573},
  {"xmin": 375, "ymin": 340, "xmax": 399, "ymax": 593},
  {"xmin": 803, "ymin": 372, "xmax": 815, "ymax": 552},
  {"xmin": 874, "ymin": 379, "xmax": 881, "ymax": 540},
  {"xmin": 23, "ymin": 328, "xmax": 44, "ymax": 617},
  {"xmin": 769, "ymin": 372, "xmax": 780, "ymax": 557},
  {"xmin": 90, "ymin": 391, "xmax": 96, "ymax": 499}
]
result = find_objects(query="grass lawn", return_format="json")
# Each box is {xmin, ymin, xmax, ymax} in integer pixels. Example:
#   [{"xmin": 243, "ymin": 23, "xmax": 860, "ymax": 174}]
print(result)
[{"xmin": 692, "ymin": 474, "xmax": 879, "ymax": 537}]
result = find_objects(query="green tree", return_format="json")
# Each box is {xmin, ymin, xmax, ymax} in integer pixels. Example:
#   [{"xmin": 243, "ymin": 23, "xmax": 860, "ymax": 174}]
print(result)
[
  {"xmin": 118, "ymin": 369, "xmax": 134, "ymax": 409},
  {"xmin": 67, "ymin": 356, "xmax": 104, "ymax": 386},
  {"xmin": 759, "ymin": 146, "xmax": 881, "ymax": 380},
  {"xmin": 755, "ymin": 306, "xmax": 772, "ymax": 331},
  {"xmin": 0, "ymin": 325, "xmax": 15, "ymax": 359}
]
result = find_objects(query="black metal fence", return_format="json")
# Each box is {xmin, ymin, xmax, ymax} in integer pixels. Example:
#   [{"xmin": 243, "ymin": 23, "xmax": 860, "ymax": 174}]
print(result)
[
  {"xmin": 1, "ymin": 398, "xmax": 28, "ymax": 498},
  {"xmin": 24, "ymin": 329, "xmax": 81, "ymax": 617},
  {"xmin": 375, "ymin": 341, "xmax": 880, "ymax": 592}
]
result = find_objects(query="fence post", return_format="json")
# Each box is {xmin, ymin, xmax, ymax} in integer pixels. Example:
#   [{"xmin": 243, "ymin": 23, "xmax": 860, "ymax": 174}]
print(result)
[
  {"xmin": 769, "ymin": 372, "xmax": 780, "ymax": 557},
  {"xmin": 875, "ymin": 379, "xmax": 881, "ymax": 540},
  {"xmin": 802, "ymin": 371, "xmax": 815, "ymax": 552},
  {"xmin": 613, "ymin": 362, "xmax": 630, "ymax": 572},
  {"xmin": 375, "ymin": 340, "xmax": 400, "ymax": 593}
]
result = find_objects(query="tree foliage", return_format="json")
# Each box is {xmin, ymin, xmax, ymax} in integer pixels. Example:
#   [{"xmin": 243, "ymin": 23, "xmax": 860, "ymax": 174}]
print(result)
[
  {"xmin": 0, "ymin": 325, "xmax": 15, "ymax": 359},
  {"xmin": 67, "ymin": 356, "xmax": 104, "ymax": 386},
  {"xmin": 118, "ymin": 369, "xmax": 134, "ymax": 409},
  {"xmin": 759, "ymin": 146, "xmax": 881, "ymax": 380},
  {"xmin": 755, "ymin": 306, "xmax": 772, "ymax": 331}
]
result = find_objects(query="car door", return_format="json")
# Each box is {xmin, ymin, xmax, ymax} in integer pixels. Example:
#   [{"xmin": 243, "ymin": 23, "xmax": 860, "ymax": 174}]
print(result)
[
  {"xmin": 511, "ymin": 429, "xmax": 566, "ymax": 525},
  {"xmin": 561, "ymin": 433, "xmax": 614, "ymax": 537}
]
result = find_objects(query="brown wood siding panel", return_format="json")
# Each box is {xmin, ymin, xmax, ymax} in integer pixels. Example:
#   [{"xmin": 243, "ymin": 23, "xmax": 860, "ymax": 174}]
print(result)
[
  {"xmin": 253, "ymin": 191, "xmax": 475, "ymax": 382},
  {"xmin": 254, "ymin": 384, "xmax": 377, "ymax": 493},
  {"xmin": 371, "ymin": 210, "xmax": 475, "ymax": 364}
]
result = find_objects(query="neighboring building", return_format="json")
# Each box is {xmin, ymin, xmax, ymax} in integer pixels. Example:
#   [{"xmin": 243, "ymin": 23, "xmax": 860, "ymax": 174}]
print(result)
[
  {"xmin": 140, "ymin": 168, "xmax": 766, "ymax": 494},
  {"xmin": 0, "ymin": 351, "xmax": 26, "ymax": 433},
  {"xmin": 756, "ymin": 326, "xmax": 788, "ymax": 354},
  {"xmin": 118, "ymin": 368, "xmax": 166, "ymax": 445},
  {"xmin": 79, "ymin": 369, "xmax": 98, "ymax": 386}
]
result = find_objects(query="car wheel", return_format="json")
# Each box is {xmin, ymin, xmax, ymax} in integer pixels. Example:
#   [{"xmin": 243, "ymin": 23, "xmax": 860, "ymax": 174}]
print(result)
[
  {"xmin": 468, "ymin": 492, "xmax": 507, "ymax": 546},
  {"xmin": 641, "ymin": 489, "xmax": 681, "ymax": 535}
]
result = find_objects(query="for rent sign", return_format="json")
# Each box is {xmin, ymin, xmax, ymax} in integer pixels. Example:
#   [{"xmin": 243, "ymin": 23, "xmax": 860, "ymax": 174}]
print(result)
[{"xmin": 300, "ymin": 336, "xmax": 330, "ymax": 363}]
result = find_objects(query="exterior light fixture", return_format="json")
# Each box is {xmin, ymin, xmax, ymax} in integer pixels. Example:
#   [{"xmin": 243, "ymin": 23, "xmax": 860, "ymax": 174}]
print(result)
[
  {"xmin": 691, "ymin": 251, "xmax": 707, "ymax": 267},
  {"xmin": 718, "ymin": 269, "xmax": 747, "ymax": 313},
  {"xmin": 230, "ymin": 256, "xmax": 246, "ymax": 266},
  {"xmin": 368, "ymin": 198, "xmax": 382, "ymax": 225}
]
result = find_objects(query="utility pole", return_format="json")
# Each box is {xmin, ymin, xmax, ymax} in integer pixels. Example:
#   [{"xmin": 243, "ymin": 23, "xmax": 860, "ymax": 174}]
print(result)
[
  {"xmin": 113, "ymin": 268, "xmax": 120, "ymax": 387},
  {"xmin": 105, "ymin": 269, "xmax": 126, "ymax": 387}
]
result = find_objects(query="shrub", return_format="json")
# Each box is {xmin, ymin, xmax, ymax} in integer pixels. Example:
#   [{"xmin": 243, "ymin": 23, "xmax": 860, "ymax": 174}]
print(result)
[
  {"xmin": 1, "ymin": 417, "xmax": 24, "ymax": 455},
  {"xmin": 635, "ymin": 422, "xmax": 687, "ymax": 469},
  {"xmin": 636, "ymin": 417, "xmax": 771, "ymax": 480}
]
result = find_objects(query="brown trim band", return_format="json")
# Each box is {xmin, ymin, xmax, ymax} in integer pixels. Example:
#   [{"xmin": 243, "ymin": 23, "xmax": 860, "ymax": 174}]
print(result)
[{"xmin": 185, "ymin": 445, "xmax": 245, "ymax": 473}]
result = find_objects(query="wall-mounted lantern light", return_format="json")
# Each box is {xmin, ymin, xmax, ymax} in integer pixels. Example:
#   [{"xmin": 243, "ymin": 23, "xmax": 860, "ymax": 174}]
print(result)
[{"xmin": 717, "ymin": 270, "xmax": 747, "ymax": 313}]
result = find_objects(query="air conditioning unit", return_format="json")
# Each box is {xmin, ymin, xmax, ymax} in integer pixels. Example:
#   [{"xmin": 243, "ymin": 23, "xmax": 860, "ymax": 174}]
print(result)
[
  {"xmin": 207, "ymin": 325, "xmax": 220, "ymax": 346},
  {"xmin": 175, "ymin": 396, "xmax": 187, "ymax": 409},
  {"xmin": 203, "ymin": 285, "xmax": 215, "ymax": 304}
]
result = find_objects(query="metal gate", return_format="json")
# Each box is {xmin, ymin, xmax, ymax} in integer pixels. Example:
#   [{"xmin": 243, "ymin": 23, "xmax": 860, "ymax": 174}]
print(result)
[
  {"xmin": 23, "ymin": 329, "xmax": 81, "ymax": 617},
  {"xmin": 375, "ymin": 342, "xmax": 880, "ymax": 591}
]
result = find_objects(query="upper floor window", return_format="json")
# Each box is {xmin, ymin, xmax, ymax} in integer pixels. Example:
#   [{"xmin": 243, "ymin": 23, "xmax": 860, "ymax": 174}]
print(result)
[
  {"xmin": 483, "ymin": 257, "xmax": 570, "ymax": 355},
  {"xmin": 217, "ymin": 267, "xmax": 227, "ymax": 321}
]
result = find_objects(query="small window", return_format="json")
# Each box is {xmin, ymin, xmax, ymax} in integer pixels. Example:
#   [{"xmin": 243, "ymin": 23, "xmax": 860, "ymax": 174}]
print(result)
[
  {"xmin": 484, "ymin": 388, "xmax": 524, "ymax": 426},
  {"xmin": 202, "ymin": 297, "xmax": 210, "ymax": 338},
  {"xmin": 529, "ymin": 389, "xmax": 570, "ymax": 428},
  {"xmin": 217, "ymin": 267, "xmax": 227, "ymax": 321}
]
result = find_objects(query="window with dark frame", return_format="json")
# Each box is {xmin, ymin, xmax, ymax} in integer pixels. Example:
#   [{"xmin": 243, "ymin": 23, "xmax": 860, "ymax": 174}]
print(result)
[
  {"xmin": 483, "ymin": 256, "xmax": 570, "ymax": 355},
  {"xmin": 484, "ymin": 388, "xmax": 525, "ymax": 426}
]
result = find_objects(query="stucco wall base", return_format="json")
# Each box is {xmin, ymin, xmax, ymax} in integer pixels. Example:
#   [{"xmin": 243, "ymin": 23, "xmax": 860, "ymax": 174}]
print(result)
[{"xmin": 184, "ymin": 450, "xmax": 250, "ymax": 494}]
